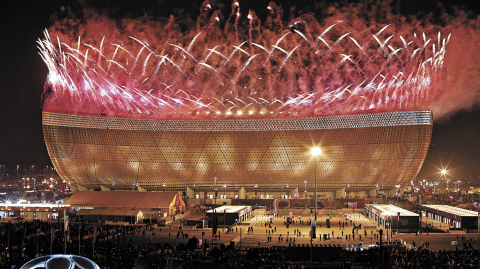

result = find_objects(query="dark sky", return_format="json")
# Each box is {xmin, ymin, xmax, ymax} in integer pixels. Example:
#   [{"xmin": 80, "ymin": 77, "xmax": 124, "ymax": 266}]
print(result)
[{"xmin": 0, "ymin": 0, "xmax": 479, "ymax": 179}]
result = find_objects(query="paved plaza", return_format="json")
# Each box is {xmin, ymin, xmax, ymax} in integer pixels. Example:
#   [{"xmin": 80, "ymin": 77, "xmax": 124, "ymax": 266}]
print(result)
[{"xmin": 119, "ymin": 213, "xmax": 480, "ymax": 252}]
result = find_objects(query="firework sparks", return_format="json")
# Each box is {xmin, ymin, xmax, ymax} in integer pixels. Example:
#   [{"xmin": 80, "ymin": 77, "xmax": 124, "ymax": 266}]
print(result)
[{"xmin": 39, "ymin": 1, "xmax": 448, "ymax": 119}]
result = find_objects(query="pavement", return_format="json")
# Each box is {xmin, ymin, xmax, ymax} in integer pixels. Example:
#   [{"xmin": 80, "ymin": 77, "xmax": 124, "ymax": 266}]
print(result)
[{"xmin": 116, "ymin": 213, "xmax": 480, "ymax": 251}]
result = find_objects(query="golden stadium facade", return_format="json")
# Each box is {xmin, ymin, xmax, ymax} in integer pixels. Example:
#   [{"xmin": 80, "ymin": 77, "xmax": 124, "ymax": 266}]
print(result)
[{"xmin": 42, "ymin": 111, "xmax": 432, "ymax": 193}]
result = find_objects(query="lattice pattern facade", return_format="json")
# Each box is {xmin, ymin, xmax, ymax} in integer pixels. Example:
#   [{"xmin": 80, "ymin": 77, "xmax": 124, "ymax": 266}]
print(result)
[{"xmin": 43, "ymin": 111, "xmax": 432, "ymax": 191}]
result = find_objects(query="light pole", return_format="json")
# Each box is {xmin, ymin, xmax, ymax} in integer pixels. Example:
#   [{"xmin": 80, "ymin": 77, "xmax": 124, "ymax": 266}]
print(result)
[
  {"xmin": 310, "ymin": 146, "xmax": 321, "ymax": 269},
  {"xmin": 303, "ymin": 180, "xmax": 308, "ymax": 196},
  {"xmin": 303, "ymin": 180, "xmax": 308, "ymax": 209},
  {"xmin": 213, "ymin": 177, "xmax": 217, "ymax": 244},
  {"xmin": 388, "ymin": 215, "xmax": 392, "ymax": 241},
  {"xmin": 441, "ymin": 169, "xmax": 448, "ymax": 192},
  {"xmin": 478, "ymin": 211, "xmax": 480, "ymax": 269},
  {"xmin": 311, "ymin": 147, "xmax": 321, "ymax": 223},
  {"xmin": 397, "ymin": 212, "xmax": 399, "ymax": 236}
]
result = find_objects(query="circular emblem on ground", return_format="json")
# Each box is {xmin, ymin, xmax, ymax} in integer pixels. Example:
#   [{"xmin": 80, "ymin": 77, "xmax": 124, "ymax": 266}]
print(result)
[{"xmin": 20, "ymin": 254, "xmax": 100, "ymax": 269}]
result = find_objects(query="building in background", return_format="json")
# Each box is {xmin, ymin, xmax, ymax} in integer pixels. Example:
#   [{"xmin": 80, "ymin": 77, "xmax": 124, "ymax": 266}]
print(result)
[
  {"xmin": 64, "ymin": 191, "xmax": 185, "ymax": 223},
  {"xmin": 43, "ymin": 110, "xmax": 432, "ymax": 199}
]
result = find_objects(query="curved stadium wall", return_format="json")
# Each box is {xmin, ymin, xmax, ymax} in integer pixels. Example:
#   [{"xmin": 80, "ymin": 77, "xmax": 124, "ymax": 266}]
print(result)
[{"xmin": 42, "ymin": 111, "xmax": 432, "ymax": 192}]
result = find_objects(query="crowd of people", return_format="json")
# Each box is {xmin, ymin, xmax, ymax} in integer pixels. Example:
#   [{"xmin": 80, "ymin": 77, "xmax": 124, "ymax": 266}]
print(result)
[
  {"xmin": 1, "ymin": 219, "xmax": 480, "ymax": 268},
  {"xmin": 350, "ymin": 246, "xmax": 480, "ymax": 268},
  {"xmin": 0, "ymin": 219, "xmax": 148, "ymax": 268}
]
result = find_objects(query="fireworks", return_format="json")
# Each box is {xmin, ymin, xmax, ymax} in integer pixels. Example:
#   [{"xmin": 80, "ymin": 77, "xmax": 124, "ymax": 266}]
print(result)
[{"xmin": 39, "ymin": 1, "xmax": 448, "ymax": 119}]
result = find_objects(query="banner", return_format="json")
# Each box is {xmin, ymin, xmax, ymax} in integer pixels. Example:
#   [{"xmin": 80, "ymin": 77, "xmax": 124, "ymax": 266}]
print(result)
[{"xmin": 348, "ymin": 202, "xmax": 357, "ymax": 209}]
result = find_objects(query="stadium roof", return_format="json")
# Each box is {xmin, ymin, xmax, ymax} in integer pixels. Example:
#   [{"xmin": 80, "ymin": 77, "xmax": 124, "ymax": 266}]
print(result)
[
  {"xmin": 65, "ymin": 191, "xmax": 177, "ymax": 209},
  {"xmin": 421, "ymin": 205, "xmax": 477, "ymax": 217},
  {"xmin": 367, "ymin": 204, "xmax": 418, "ymax": 217},
  {"xmin": 206, "ymin": 205, "xmax": 251, "ymax": 214}
]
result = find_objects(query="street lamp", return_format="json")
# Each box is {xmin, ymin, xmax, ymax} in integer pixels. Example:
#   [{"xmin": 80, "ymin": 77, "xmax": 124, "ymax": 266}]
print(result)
[
  {"xmin": 303, "ymin": 180, "xmax": 308, "ymax": 210},
  {"xmin": 441, "ymin": 169, "xmax": 448, "ymax": 192},
  {"xmin": 310, "ymin": 147, "xmax": 321, "ymax": 223},
  {"xmin": 310, "ymin": 146, "xmax": 321, "ymax": 268},
  {"xmin": 213, "ymin": 177, "xmax": 218, "ymax": 243}
]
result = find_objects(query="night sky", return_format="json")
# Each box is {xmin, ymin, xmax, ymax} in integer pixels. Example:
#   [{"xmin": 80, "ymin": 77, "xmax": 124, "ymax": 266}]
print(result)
[{"xmin": 0, "ymin": 0, "xmax": 479, "ymax": 179}]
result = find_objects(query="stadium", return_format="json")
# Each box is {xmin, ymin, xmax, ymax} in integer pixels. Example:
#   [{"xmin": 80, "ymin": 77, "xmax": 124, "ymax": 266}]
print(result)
[{"xmin": 43, "ymin": 110, "xmax": 432, "ymax": 199}]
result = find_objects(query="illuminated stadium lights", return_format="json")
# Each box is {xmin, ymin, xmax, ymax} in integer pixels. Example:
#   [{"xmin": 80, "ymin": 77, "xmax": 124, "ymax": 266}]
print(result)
[
  {"xmin": 42, "ymin": 110, "xmax": 432, "ymax": 192},
  {"xmin": 311, "ymin": 147, "xmax": 321, "ymax": 157},
  {"xmin": 441, "ymin": 168, "xmax": 450, "ymax": 191},
  {"xmin": 0, "ymin": 203, "xmax": 69, "ymax": 208}
]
